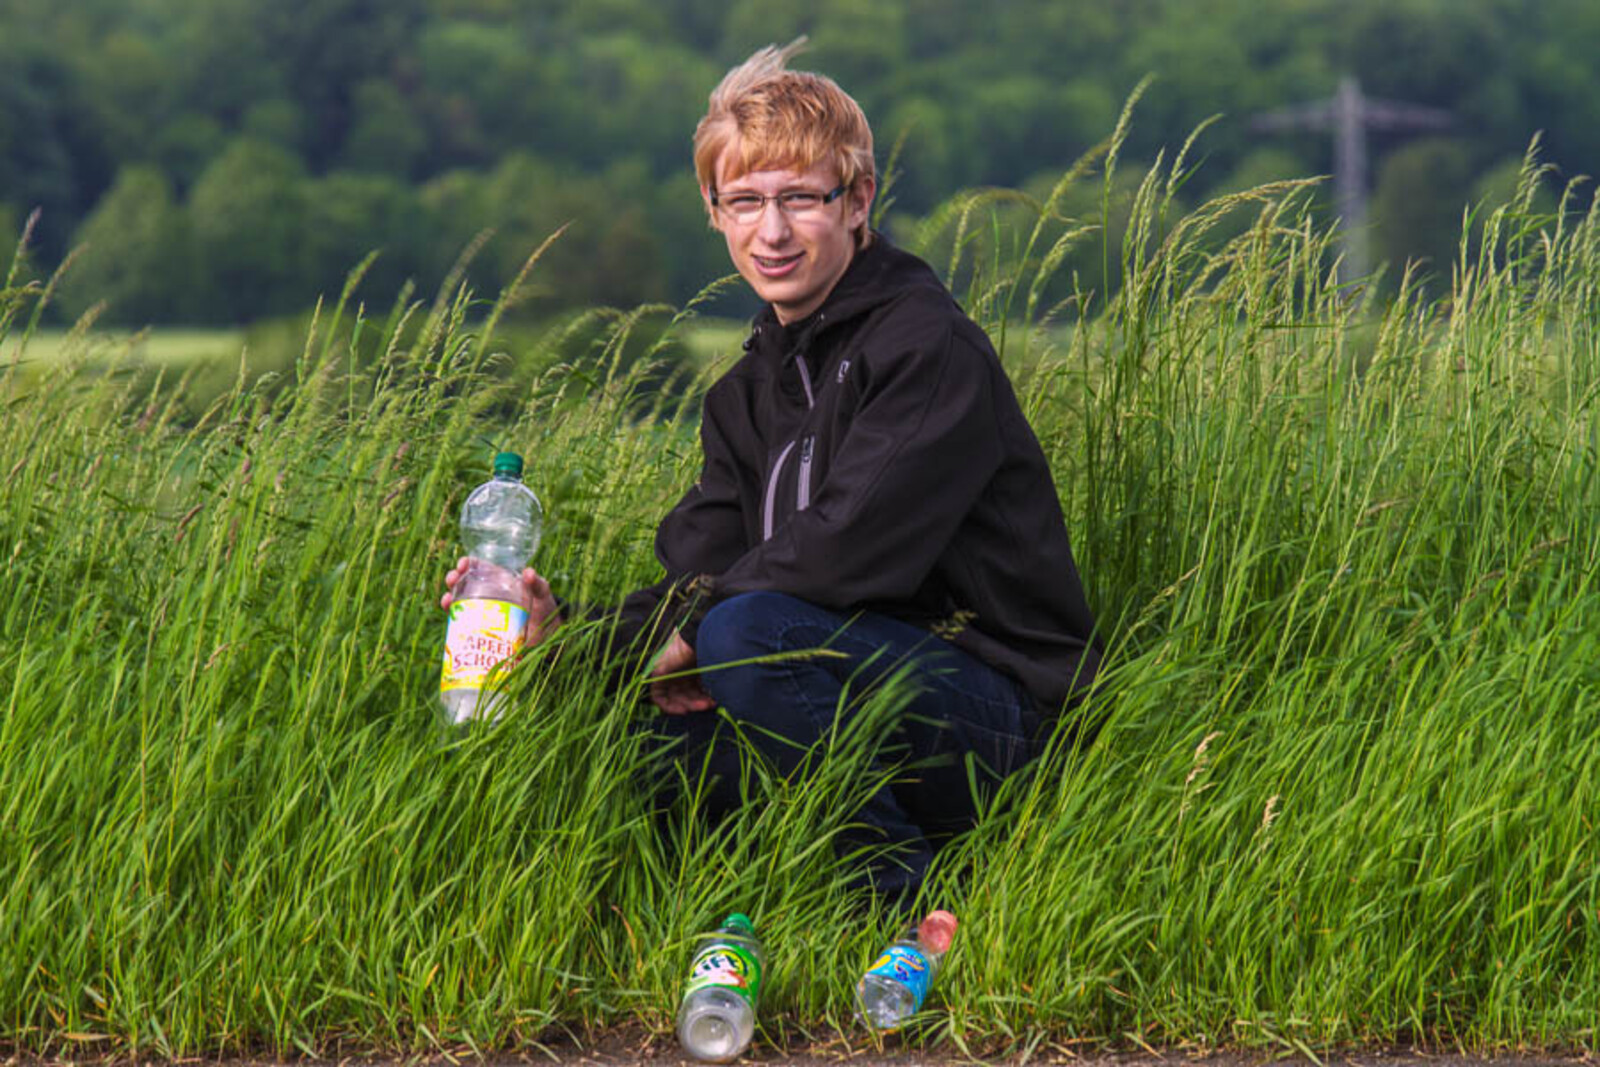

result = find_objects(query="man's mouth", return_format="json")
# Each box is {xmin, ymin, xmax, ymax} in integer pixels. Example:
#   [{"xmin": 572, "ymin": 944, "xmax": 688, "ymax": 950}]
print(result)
[{"xmin": 753, "ymin": 252, "xmax": 802, "ymax": 276}]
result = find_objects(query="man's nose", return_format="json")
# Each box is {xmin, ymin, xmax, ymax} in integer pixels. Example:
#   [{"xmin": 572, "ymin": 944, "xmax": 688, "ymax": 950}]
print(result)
[{"xmin": 755, "ymin": 199, "xmax": 792, "ymax": 241}]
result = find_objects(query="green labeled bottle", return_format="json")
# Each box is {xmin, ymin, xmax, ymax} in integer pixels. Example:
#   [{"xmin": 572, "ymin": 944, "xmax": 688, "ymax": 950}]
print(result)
[{"xmin": 676, "ymin": 913, "xmax": 764, "ymax": 1062}]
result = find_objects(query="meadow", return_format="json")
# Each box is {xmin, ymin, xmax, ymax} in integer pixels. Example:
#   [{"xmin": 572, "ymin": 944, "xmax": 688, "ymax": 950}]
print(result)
[{"xmin": 2, "ymin": 114, "xmax": 1598, "ymax": 1060}]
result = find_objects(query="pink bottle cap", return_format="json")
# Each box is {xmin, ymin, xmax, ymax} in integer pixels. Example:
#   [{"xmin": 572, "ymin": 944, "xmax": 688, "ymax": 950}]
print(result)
[{"xmin": 919, "ymin": 910, "xmax": 958, "ymax": 954}]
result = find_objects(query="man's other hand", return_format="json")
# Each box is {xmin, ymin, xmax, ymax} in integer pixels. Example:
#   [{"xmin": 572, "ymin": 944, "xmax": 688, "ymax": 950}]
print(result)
[{"xmin": 650, "ymin": 630, "xmax": 715, "ymax": 714}]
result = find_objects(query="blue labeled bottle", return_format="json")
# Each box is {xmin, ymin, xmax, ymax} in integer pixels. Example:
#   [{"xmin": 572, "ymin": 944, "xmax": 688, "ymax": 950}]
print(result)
[{"xmin": 855, "ymin": 910, "xmax": 958, "ymax": 1032}]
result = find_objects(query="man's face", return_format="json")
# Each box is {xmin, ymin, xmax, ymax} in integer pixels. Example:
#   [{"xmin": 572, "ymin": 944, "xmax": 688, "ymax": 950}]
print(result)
[{"xmin": 705, "ymin": 150, "xmax": 875, "ymax": 325}]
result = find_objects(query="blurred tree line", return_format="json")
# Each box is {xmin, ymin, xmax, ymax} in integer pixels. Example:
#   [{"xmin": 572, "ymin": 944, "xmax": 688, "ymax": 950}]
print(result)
[{"xmin": 1, "ymin": 0, "xmax": 1595, "ymax": 326}]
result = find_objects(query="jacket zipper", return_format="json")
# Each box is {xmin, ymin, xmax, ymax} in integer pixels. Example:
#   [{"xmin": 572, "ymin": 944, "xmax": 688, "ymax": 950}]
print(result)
[
  {"xmin": 762, "ymin": 439, "xmax": 797, "ymax": 541},
  {"xmin": 764, "ymin": 326, "xmax": 821, "ymax": 539},
  {"xmin": 796, "ymin": 435, "xmax": 815, "ymax": 513}
]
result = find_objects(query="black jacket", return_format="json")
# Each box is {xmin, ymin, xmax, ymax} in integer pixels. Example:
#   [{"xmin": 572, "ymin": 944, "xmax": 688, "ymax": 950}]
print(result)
[{"xmin": 617, "ymin": 235, "xmax": 1100, "ymax": 719}]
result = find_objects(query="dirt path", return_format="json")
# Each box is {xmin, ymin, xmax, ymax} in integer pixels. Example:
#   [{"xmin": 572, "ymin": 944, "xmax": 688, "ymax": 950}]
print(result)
[
  {"xmin": 8, "ymin": 1029, "xmax": 1594, "ymax": 1067},
  {"xmin": 507, "ymin": 1042, "xmax": 1592, "ymax": 1067}
]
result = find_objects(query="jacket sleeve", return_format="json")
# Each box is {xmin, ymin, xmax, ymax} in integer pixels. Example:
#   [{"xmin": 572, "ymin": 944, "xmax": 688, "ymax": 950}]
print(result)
[
  {"xmin": 654, "ymin": 381, "xmax": 753, "ymax": 577},
  {"xmin": 703, "ymin": 308, "xmax": 1004, "ymax": 616}
]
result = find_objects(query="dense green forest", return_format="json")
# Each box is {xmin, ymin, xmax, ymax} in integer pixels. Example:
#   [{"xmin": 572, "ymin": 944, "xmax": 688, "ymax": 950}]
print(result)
[{"xmin": 2, "ymin": 0, "xmax": 1597, "ymax": 325}]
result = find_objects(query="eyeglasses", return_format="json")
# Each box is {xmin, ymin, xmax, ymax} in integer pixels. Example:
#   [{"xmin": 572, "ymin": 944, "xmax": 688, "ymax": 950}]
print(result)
[{"xmin": 710, "ymin": 184, "xmax": 847, "ymax": 222}]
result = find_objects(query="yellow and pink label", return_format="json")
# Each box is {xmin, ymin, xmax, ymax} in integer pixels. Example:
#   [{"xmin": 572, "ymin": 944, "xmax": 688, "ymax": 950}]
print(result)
[{"xmin": 440, "ymin": 597, "xmax": 528, "ymax": 693}]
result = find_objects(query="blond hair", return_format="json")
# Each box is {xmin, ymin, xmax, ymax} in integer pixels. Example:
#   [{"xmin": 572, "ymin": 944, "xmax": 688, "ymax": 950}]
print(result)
[{"xmin": 693, "ymin": 40, "xmax": 875, "ymax": 234}]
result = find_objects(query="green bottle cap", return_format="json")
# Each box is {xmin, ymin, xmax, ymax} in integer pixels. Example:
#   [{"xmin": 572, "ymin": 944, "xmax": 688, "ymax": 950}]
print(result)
[
  {"xmin": 723, "ymin": 912, "xmax": 754, "ymax": 936},
  {"xmin": 493, "ymin": 451, "xmax": 524, "ymax": 478}
]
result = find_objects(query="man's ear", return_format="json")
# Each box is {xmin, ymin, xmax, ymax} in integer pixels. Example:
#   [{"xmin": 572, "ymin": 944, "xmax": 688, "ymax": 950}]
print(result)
[
  {"xmin": 701, "ymin": 185, "xmax": 724, "ymax": 232},
  {"xmin": 848, "ymin": 175, "xmax": 877, "ymax": 233}
]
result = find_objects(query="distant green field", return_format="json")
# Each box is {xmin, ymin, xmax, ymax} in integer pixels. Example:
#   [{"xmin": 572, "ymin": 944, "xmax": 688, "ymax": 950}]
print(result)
[
  {"xmin": 7, "ymin": 316, "xmax": 1062, "ymax": 403},
  {"xmin": 13, "ymin": 320, "xmax": 744, "ymax": 373},
  {"xmin": 5, "ymin": 318, "xmax": 744, "ymax": 419},
  {"xmin": 8, "ymin": 327, "xmax": 245, "ymax": 367},
  {"xmin": 676, "ymin": 316, "xmax": 748, "ymax": 370}
]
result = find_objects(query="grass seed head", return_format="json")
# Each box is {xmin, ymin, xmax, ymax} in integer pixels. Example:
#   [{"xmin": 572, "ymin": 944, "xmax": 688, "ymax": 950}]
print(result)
[{"xmin": 1184, "ymin": 731, "xmax": 1221, "ymax": 786}]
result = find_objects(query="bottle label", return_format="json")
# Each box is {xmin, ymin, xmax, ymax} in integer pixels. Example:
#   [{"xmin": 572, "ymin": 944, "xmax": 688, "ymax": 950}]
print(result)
[
  {"xmin": 684, "ymin": 942, "xmax": 762, "ymax": 1006},
  {"xmin": 440, "ymin": 598, "xmax": 528, "ymax": 693},
  {"xmin": 862, "ymin": 945, "xmax": 932, "ymax": 1012}
]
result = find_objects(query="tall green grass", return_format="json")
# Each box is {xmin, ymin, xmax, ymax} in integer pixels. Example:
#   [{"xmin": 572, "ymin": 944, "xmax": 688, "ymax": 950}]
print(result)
[{"xmin": 2, "ymin": 120, "xmax": 1598, "ymax": 1058}]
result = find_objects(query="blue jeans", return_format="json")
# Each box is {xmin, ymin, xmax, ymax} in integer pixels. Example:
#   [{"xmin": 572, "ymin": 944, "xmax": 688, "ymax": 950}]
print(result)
[{"xmin": 651, "ymin": 591, "xmax": 1040, "ymax": 898}]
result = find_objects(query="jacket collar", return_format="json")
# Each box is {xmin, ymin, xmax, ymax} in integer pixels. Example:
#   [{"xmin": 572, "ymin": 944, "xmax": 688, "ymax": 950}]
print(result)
[{"xmin": 743, "ymin": 232, "xmax": 944, "ymax": 360}]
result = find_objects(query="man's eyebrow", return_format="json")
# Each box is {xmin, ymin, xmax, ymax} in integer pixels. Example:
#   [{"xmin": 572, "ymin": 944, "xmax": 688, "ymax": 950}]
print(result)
[{"xmin": 721, "ymin": 182, "xmax": 819, "ymax": 193}]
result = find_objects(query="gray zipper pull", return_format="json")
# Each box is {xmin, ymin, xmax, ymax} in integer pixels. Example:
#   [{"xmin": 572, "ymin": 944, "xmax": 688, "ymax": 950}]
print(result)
[{"xmin": 797, "ymin": 435, "xmax": 815, "ymax": 512}]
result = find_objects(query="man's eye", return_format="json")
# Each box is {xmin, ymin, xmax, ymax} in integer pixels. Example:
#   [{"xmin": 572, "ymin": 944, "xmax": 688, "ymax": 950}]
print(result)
[
  {"xmin": 725, "ymin": 195, "xmax": 764, "ymax": 212},
  {"xmin": 781, "ymin": 193, "xmax": 822, "ymax": 209}
]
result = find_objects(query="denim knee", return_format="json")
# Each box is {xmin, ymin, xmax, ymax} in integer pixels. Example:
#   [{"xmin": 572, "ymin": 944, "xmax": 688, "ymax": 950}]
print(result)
[{"xmin": 695, "ymin": 591, "xmax": 802, "ymax": 669}]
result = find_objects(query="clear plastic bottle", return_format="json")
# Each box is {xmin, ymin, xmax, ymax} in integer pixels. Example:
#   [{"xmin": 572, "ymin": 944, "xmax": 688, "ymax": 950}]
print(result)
[
  {"xmin": 677, "ymin": 912, "xmax": 765, "ymax": 1063},
  {"xmin": 439, "ymin": 452, "xmax": 543, "ymax": 725},
  {"xmin": 855, "ymin": 909, "xmax": 958, "ymax": 1033}
]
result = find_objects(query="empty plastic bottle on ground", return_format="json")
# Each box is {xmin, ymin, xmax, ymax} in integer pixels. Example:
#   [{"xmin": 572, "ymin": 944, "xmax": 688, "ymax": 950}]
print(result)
[
  {"xmin": 439, "ymin": 451, "xmax": 542, "ymax": 724},
  {"xmin": 855, "ymin": 910, "xmax": 958, "ymax": 1032},
  {"xmin": 677, "ymin": 912, "xmax": 764, "ymax": 1062}
]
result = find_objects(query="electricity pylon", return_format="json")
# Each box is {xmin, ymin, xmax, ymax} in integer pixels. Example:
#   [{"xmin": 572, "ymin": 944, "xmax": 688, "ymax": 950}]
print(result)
[{"xmin": 1252, "ymin": 75, "xmax": 1451, "ymax": 282}]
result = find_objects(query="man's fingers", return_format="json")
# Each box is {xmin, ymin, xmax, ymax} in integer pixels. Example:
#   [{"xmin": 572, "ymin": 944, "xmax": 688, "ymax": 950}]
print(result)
[
  {"xmin": 650, "ymin": 675, "xmax": 713, "ymax": 714},
  {"xmin": 443, "ymin": 557, "xmax": 472, "ymax": 603},
  {"xmin": 652, "ymin": 681, "xmax": 684, "ymax": 715},
  {"xmin": 519, "ymin": 569, "xmax": 558, "ymax": 619},
  {"xmin": 651, "ymin": 679, "xmax": 713, "ymax": 714}
]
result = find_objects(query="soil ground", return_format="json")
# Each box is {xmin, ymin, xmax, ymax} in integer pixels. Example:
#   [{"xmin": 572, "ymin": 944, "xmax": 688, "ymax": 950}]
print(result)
[{"xmin": 8, "ymin": 1026, "xmax": 1593, "ymax": 1067}]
